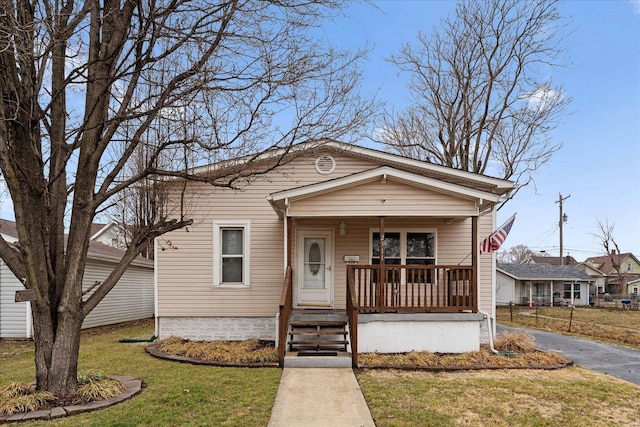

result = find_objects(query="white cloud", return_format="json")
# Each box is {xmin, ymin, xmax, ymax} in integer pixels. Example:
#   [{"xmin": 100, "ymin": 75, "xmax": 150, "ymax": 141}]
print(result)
[{"xmin": 522, "ymin": 86, "xmax": 562, "ymax": 110}]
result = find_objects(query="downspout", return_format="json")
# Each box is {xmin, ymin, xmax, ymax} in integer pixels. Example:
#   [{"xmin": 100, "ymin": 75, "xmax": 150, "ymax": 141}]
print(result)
[
  {"xmin": 479, "ymin": 310, "xmax": 499, "ymax": 354},
  {"xmin": 154, "ymin": 237, "xmax": 159, "ymax": 338}
]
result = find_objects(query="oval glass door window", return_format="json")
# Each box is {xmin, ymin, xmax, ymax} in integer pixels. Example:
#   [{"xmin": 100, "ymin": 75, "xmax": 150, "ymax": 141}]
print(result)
[{"xmin": 309, "ymin": 242, "xmax": 321, "ymax": 275}]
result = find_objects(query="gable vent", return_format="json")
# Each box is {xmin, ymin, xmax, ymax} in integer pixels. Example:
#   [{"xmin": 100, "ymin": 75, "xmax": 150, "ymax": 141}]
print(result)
[{"xmin": 315, "ymin": 154, "xmax": 336, "ymax": 175}]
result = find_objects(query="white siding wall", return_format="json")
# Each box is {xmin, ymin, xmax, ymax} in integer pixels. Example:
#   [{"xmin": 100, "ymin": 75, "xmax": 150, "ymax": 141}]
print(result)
[
  {"xmin": 0, "ymin": 261, "xmax": 29, "ymax": 338},
  {"xmin": 1, "ymin": 258, "xmax": 153, "ymax": 338},
  {"xmin": 82, "ymin": 261, "xmax": 154, "ymax": 329},
  {"xmin": 496, "ymin": 271, "xmax": 516, "ymax": 305}
]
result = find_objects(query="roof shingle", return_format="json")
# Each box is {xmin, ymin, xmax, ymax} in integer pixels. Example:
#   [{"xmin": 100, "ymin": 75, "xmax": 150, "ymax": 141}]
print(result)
[{"xmin": 498, "ymin": 263, "xmax": 593, "ymax": 281}]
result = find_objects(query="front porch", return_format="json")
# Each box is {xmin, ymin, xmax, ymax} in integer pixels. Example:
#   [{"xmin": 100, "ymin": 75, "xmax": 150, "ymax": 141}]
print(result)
[
  {"xmin": 267, "ymin": 165, "xmax": 497, "ymax": 368},
  {"xmin": 278, "ymin": 262, "xmax": 480, "ymax": 368}
]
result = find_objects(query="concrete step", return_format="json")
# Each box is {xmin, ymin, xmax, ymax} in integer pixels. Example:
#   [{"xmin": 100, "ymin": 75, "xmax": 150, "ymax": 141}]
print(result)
[
  {"xmin": 283, "ymin": 352, "xmax": 352, "ymax": 368},
  {"xmin": 289, "ymin": 329, "xmax": 348, "ymax": 336}
]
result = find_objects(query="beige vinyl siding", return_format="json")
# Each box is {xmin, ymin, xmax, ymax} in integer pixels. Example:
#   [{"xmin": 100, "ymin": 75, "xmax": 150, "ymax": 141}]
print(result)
[
  {"xmin": 157, "ymin": 153, "xmax": 380, "ymax": 317},
  {"xmin": 82, "ymin": 260, "xmax": 154, "ymax": 329},
  {"xmin": 478, "ymin": 212, "xmax": 495, "ymax": 312},
  {"xmin": 288, "ymin": 179, "xmax": 478, "ymax": 217},
  {"xmin": 294, "ymin": 217, "xmax": 481, "ymax": 310},
  {"xmin": 157, "ymin": 150, "xmax": 502, "ymax": 317},
  {"xmin": 0, "ymin": 260, "xmax": 29, "ymax": 338}
]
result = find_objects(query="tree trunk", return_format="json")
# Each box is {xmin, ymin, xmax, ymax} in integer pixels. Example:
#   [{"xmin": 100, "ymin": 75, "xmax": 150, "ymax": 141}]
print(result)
[{"xmin": 31, "ymin": 297, "xmax": 83, "ymax": 396}]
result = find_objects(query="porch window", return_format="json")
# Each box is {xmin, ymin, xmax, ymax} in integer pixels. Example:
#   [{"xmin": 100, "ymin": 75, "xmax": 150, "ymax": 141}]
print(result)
[
  {"xmin": 371, "ymin": 231, "xmax": 435, "ymax": 265},
  {"xmin": 563, "ymin": 283, "xmax": 580, "ymax": 299},
  {"xmin": 213, "ymin": 220, "xmax": 251, "ymax": 287}
]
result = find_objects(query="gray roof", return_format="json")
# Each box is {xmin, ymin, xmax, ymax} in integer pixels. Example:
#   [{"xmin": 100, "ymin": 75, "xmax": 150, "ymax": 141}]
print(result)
[{"xmin": 497, "ymin": 263, "xmax": 593, "ymax": 281}]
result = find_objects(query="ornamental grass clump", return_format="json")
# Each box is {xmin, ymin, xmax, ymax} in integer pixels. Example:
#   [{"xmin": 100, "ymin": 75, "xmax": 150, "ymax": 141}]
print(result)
[
  {"xmin": 493, "ymin": 331, "xmax": 537, "ymax": 353},
  {"xmin": 358, "ymin": 332, "xmax": 570, "ymax": 369},
  {"xmin": 0, "ymin": 370, "xmax": 124, "ymax": 416},
  {"xmin": 76, "ymin": 369, "xmax": 125, "ymax": 402},
  {"xmin": 0, "ymin": 382, "xmax": 55, "ymax": 416},
  {"xmin": 157, "ymin": 337, "xmax": 279, "ymax": 363},
  {"xmin": 76, "ymin": 378, "xmax": 125, "ymax": 402}
]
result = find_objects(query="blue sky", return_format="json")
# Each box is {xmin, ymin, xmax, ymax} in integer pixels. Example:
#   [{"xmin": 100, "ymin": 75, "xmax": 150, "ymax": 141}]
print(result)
[
  {"xmin": 1, "ymin": 1, "xmax": 636, "ymax": 260},
  {"xmin": 326, "ymin": 0, "xmax": 640, "ymax": 260}
]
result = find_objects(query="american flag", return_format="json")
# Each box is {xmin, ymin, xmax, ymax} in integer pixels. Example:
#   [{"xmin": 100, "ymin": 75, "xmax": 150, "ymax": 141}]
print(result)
[{"xmin": 480, "ymin": 214, "xmax": 516, "ymax": 253}]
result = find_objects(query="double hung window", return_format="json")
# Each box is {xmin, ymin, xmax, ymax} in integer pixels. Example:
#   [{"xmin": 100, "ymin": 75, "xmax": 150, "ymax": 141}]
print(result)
[
  {"xmin": 371, "ymin": 230, "xmax": 436, "ymax": 283},
  {"xmin": 563, "ymin": 283, "xmax": 580, "ymax": 300},
  {"xmin": 371, "ymin": 231, "xmax": 435, "ymax": 265},
  {"xmin": 213, "ymin": 220, "xmax": 250, "ymax": 287}
]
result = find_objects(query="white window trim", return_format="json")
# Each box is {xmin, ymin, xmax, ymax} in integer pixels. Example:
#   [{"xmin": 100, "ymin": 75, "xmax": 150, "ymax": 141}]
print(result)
[
  {"xmin": 368, "ymin": 228, "xmax": 437, "ymax": 264},
  {"xmin": 213, "ymin": 220, "xmax": 251, "ymax": 288}
]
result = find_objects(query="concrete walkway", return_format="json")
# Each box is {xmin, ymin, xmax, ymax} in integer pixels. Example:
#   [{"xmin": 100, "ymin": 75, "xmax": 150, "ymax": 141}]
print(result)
[
  {"xmin": 267, "ymin": 368, "xmax": 376, "ymax": 427},
  {"xmin": 498, "ymin": 324, "xmax": 640, "ymax": 386}
]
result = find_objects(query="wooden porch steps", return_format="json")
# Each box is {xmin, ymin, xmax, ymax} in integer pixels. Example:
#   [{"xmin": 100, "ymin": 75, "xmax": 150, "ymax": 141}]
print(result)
[{"xmin": 288, "ymin": 320, "xmax": 349, "ymax": 353}]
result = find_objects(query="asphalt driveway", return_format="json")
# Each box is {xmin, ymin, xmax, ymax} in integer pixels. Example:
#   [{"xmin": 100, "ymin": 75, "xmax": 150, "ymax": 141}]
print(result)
[{"xmin": 497, "ymin": 324, "xmax": 640, "ymax": 386}]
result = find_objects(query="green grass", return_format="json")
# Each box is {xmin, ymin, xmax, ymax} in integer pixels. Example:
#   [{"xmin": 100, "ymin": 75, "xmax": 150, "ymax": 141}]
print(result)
[
  {"xmin": 3, "ymin": 316, "xmax": 640, "ymax": 426},
  {"xmin": 358, "ymin": 367, "xmax": 640, "ymax": 426},
  {"xmin": 0, "ymin": 320, "xmax": 281, "ymax": 426}
]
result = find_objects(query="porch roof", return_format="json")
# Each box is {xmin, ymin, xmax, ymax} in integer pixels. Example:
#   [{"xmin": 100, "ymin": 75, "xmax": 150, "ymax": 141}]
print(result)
[{"xmin": 266, "ymin": 166, "xmax": 504, "ymax": 217}]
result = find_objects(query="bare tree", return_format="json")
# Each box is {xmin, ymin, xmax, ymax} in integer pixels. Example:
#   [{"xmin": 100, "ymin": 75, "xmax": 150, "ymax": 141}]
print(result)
[
  {"xmin": 377, "ymin": 0, "xmax": 571, "ymax": 198},
  {"xmin": 595, "ymin": 219, "xmax": 628, "ymax": 294},
  {"xmin": 497, "ymin": 244, "xmax": 535, "ymax": 264},
  {"xmin": 0, "ymin": 0, "xmax": 378, "ymax": 396}
]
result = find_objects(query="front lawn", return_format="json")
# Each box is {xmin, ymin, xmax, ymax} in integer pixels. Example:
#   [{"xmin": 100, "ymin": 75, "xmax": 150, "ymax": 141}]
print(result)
[
  {"xmin": 358, "ymin": 367, "xmax": 640, "ymax": 427},
  {"xmin": 3, "ymin": 317, "xmax": 640, "ymax": 426},
  {"xmin": 0, "ymin": 319, "xmax": 281, "ymax": 426}
]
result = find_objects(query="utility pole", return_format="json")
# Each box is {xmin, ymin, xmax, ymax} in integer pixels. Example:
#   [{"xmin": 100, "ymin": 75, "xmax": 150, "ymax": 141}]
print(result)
[{"xmin": 556, "ymin": 193, "xmax": 570, "ymax": 265}]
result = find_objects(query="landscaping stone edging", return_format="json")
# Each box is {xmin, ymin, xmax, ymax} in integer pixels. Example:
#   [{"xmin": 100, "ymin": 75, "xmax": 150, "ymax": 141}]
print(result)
[
  {"xmin": 0, "ymin": 376, "xmax": 142, "ymax": 424},
  {"xmin": 145, "ymin": 343, "xmax": 280, "ymax": 367},
  {"xmin": 146, "ymin": 343, "xmax": 573, "ymax": 371}
]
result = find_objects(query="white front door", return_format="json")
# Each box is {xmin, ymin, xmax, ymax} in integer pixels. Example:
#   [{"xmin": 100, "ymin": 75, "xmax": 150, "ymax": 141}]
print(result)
[{"xmin": 296, "ymin": 230, "xmax": 333, "ymax": 307}]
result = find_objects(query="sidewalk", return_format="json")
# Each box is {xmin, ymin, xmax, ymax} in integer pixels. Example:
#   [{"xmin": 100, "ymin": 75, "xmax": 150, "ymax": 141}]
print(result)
[{"xmin": 267, "ymin": 368, "xmax": 376, "ymax": 427}]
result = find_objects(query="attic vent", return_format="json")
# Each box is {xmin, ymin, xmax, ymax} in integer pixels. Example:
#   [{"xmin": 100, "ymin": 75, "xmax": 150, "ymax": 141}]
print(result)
[{"xmin": 315, "ymin": 155, "xmax": 336, "ymax": 175}]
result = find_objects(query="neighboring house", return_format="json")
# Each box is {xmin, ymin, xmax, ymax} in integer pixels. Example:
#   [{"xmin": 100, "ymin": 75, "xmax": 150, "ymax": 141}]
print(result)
[
  {"xmin": 0, "ymin": 219, "xmax": 154, "ymax": 339},
  {"xmin": 90, "ymin": 221, "xmax": 129, "ymax": 249},
  {"xmin": 628, "ymin": 278, "xmax": 640, "ymax": 296},
  {"xmin": 155, "ymin": 141, "xmax": 514, "ymax": 367},
  {"xmin": 496, "ymin": 263, "xmax": 593, "ymax": 306},
  {"xmin": 524, "ymin": 255, "xmax": 578, "ymax": 266},
  {"xmin": 575, "ymin": 262, "xmax": 606, "ymax": 296},
  {"xmin": 584, "ymin": 252, "xmax": 640, "ymax": 294}
]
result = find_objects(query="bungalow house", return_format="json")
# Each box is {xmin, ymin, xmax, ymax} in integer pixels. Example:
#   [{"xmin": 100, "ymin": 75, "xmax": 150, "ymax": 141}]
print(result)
[
  {"xmin": 524, "ymin": 255, "xmax": 604, "ymax": 296},
  {"xmin": 0, "ymin": 219, "xmax": 154, "ymax": 339},
  {"xmin": 584, "ymin": 252, "xmax": 640, "ymax": 294},
  {"xmin": 496, "ymin": 263, "xmax": 593, "ymax": 306},
  {"xmin": 154, "ymin": 141, "xmax": 514, "ymax": 367}
]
